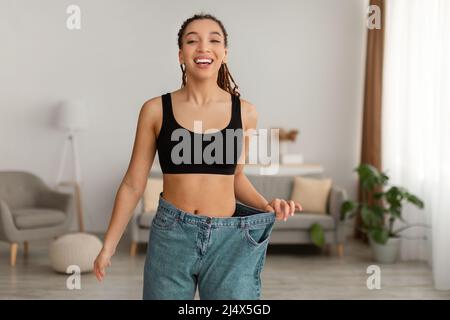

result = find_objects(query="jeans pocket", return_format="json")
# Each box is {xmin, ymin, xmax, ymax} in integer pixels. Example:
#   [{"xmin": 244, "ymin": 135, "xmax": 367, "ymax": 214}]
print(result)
[
  {"xmin": 151, "ymin": 210, "xmax": 178, "ymax": 231},
  {"xmin": 244, "ymin": 223, "xmax": 274, "ymax": 248}
]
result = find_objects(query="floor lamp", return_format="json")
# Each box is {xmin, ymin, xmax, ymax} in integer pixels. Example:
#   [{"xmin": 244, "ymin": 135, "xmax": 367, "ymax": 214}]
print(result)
[{"xmin": 55, "ymin": 100, "xmax": 88, "ymax": 232}]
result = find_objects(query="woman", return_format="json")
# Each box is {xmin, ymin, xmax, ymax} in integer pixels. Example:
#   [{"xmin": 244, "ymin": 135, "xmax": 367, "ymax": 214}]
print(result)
[{"xmin": 93, "ymin": 13, "xmax": 302, "ymax": 300}]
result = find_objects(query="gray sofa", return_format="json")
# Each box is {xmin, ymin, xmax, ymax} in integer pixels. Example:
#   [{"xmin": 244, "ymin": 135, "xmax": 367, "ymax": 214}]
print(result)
[
  {"xmin": 0, "ymin": 171, "xmax": 74, "ymax": 266},
  {"xmin": 130, "ymin": 174, "xmax": 348, "ymax": 257}
]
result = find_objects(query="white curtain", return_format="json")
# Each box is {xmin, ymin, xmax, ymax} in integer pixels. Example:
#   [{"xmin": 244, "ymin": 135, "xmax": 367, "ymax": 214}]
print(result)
[{"xmin": 382, "ymin": 0, "xmax": 450, "ymax": 290}]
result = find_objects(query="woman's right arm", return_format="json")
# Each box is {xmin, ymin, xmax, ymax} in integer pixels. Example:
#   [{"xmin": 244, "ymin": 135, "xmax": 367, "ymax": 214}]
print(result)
[{"xmin": 94, "ymin": 98, "xmax": 160, "ymax": 281}]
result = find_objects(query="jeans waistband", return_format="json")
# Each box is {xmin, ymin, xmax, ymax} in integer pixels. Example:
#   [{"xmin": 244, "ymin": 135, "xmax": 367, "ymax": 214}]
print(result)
[{"xmin": 157, "ymin": 192, "xmax": 275, "ymax": 228}]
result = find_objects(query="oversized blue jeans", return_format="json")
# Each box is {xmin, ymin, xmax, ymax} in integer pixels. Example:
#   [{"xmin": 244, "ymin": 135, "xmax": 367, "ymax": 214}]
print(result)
[{"xmin": 143, "ymin": 192, "xmax": 275, "ymax": 300}]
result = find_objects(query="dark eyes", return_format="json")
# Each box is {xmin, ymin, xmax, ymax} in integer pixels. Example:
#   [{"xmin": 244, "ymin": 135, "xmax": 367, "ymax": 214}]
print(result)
[{"xmin": 187, "ymin": 40, "xmax": 221, "ymax": 44}]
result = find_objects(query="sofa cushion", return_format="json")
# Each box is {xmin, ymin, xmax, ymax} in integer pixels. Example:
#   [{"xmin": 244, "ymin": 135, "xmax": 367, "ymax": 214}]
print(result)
[
  {"xmin": 246, "ymin": 175, "xmax": 293, "ymax": 201},
  {"xmin": 273, "ymin": 213, "xmax": 335, "ymax": 230},
  {"xmin": 12, "ymin": 208, "xmax": 66, "ymax": 229},
  {"xmin": 143, "ymin": 178, "xmax": 164, "ymax": 212},
  {"xmin": 290, "ymin": 176, "xmax": 332, "ymax": 214}
]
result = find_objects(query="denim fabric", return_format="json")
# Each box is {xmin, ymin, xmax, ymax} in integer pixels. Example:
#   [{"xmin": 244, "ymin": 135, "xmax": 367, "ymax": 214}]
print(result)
[{"xmin": 143, "ymin": 192, "xmax": 276, "ymax": 300}]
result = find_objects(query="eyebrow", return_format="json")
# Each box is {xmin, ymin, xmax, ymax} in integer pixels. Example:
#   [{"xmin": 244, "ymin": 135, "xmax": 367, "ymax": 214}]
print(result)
[{"xmin": 185, "ymin": 31, "xmax": 222, "ymax": 37}]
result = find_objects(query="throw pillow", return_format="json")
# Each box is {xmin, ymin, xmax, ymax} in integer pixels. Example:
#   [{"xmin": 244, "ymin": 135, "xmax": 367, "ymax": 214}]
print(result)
[{"xmin": 290, "ymin": 176, "xmax": 332, "ymax": 214}]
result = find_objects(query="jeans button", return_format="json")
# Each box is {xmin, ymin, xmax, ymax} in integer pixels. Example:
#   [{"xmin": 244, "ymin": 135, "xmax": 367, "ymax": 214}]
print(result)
[{"xmin": 206, "ymin": 217, "xmax": 212, "ymax": 224}]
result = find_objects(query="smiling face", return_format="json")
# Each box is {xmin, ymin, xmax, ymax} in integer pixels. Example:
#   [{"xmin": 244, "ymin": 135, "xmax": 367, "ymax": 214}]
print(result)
[{"xmin": 179, "ymin": 19, "xmax": 228, "ymax": 82}]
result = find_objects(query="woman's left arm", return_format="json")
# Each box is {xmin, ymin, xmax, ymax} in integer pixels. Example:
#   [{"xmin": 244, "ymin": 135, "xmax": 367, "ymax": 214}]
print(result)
[{"xmin": 234, "ymin": 100, "xmax": 302, "ymax": 221}]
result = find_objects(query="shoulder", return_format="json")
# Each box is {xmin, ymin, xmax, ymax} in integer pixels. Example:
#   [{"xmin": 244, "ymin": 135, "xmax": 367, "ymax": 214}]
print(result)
[
  {"xmin": 141, "ymin": 95, "xmax": 163, "ymax": 115},
  {"xmin": 138, "ymin": 95, "xmax": 163, "ymax": 131},
  {"xmin": 239, "ymin": 98, "xmax": 258, "ymax": 130}
]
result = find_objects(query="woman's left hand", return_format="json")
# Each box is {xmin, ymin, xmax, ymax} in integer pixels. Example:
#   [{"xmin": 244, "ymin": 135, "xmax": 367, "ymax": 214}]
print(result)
[{"xmin": 264, "ymin": 199, "xmax": 303, "ymax": 221}]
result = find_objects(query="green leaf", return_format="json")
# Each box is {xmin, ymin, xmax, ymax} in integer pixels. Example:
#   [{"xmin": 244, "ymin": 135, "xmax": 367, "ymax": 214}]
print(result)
[
  {"xmin": 356, "ymin": 163, "xmax": 388, "ymax": 192},
  {"xmin": 369, "ymin": 228, "xmax": 389, "ymax": 245},
  {"xmin": 405, "ymin": 193, "xmax": 424, "ymax": 209},
  {"xmin": 385, "ymin": 186, "xmax": 401, "ymax": 207},
  {"xmin": 371, "ymin": 205, "xmax": 385, "ymax": 218},
  {"xmin": 360, "ymin": 204, "xmax": 384, "ymax": 231},
  {"xmin": 310, "ymin": 223, "xmax": 325, "ymax": 248},
  {"xmin": 373, "ymin": 192, "xmax": 384, "ymax": 200},
  {"xmin": 380, "ymin": 172, "xmax": 389, "ymax": 184},
  {"xmin": 341, "ymin": 200, "xmax": 357, "ymax": 220},
  {"xmin": 358, "ymin": 165, "xmax": 379, "ymax": 190}
]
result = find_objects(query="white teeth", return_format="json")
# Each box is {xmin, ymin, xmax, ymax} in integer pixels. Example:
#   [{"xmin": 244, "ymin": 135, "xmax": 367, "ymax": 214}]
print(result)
[{"xmin": 194, "ymin": 58, "xmax": 212, "ymax": 64}]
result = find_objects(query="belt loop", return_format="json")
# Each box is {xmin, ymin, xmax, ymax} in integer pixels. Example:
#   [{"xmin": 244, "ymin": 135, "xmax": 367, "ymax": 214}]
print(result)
[
  {"xmin": 240, "ymin": 218, "xmax": 246, "ymax": 229},
  {"xmin": 178, "ymin": 210, "xmax": 185, "ymax": 222}
]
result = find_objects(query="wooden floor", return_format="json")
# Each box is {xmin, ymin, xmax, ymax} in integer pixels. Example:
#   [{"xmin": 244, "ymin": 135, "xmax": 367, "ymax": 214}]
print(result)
[{"xmin": 1, "ymin": 236, "xmax": 449, "ymax": 300}]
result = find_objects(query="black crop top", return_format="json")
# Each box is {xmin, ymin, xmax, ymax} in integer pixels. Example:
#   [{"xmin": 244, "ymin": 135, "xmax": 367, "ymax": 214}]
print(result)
[{"xmin": 156, "ymin": 92, "xmax": 244, "ymax": 175}]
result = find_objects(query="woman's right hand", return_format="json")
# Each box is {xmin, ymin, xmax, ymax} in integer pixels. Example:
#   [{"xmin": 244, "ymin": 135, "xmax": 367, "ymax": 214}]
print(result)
[{"xmin": 93, "ymin": 248, "xmax": 113, "ymax": 282}]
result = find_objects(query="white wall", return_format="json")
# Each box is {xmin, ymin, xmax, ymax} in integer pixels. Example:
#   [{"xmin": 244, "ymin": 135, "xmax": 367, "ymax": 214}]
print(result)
[{"xmin": 0, "ymin": 0, "xmax": 368, "ymax": 232}]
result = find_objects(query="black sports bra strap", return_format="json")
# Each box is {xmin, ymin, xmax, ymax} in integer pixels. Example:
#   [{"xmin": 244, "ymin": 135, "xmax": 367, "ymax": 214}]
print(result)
[
  {"xmin": 232, "ymin": 94, "xmax": 242, "ymax": 129},
  {"xmin": 161, "ymin": 93, "xmax": 176, "ymax": 126}
]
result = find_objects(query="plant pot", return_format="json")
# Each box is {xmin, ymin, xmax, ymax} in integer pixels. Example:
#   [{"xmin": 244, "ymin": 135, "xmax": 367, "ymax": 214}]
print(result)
[{"xmin": 369, "ymin": 236, "xmax": 400, "ymax": 264}]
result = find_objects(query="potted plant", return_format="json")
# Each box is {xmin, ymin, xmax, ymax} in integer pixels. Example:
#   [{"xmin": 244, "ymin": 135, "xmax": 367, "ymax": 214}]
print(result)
[{"xmin": 341, "ymin": 163, "xmax": 425, "ymax": 263}]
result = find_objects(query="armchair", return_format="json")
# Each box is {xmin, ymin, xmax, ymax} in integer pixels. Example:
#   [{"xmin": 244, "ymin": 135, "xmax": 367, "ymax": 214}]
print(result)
[{"xmin": 0, "ymin": 171, "xmax": 74, "ymax": 265}]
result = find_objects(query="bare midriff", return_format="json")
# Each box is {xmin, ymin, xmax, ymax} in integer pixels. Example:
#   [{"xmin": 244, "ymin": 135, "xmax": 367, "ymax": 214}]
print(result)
[{"xmin": 161, "ymin": 174, "xmax": 236, "ymax": 217}]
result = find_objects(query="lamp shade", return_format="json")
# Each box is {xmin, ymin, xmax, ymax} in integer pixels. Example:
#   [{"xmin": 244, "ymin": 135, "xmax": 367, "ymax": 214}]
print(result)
[{"xmin": 56, "ymin": 100, "xmax": 88, "ymax": 131}]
